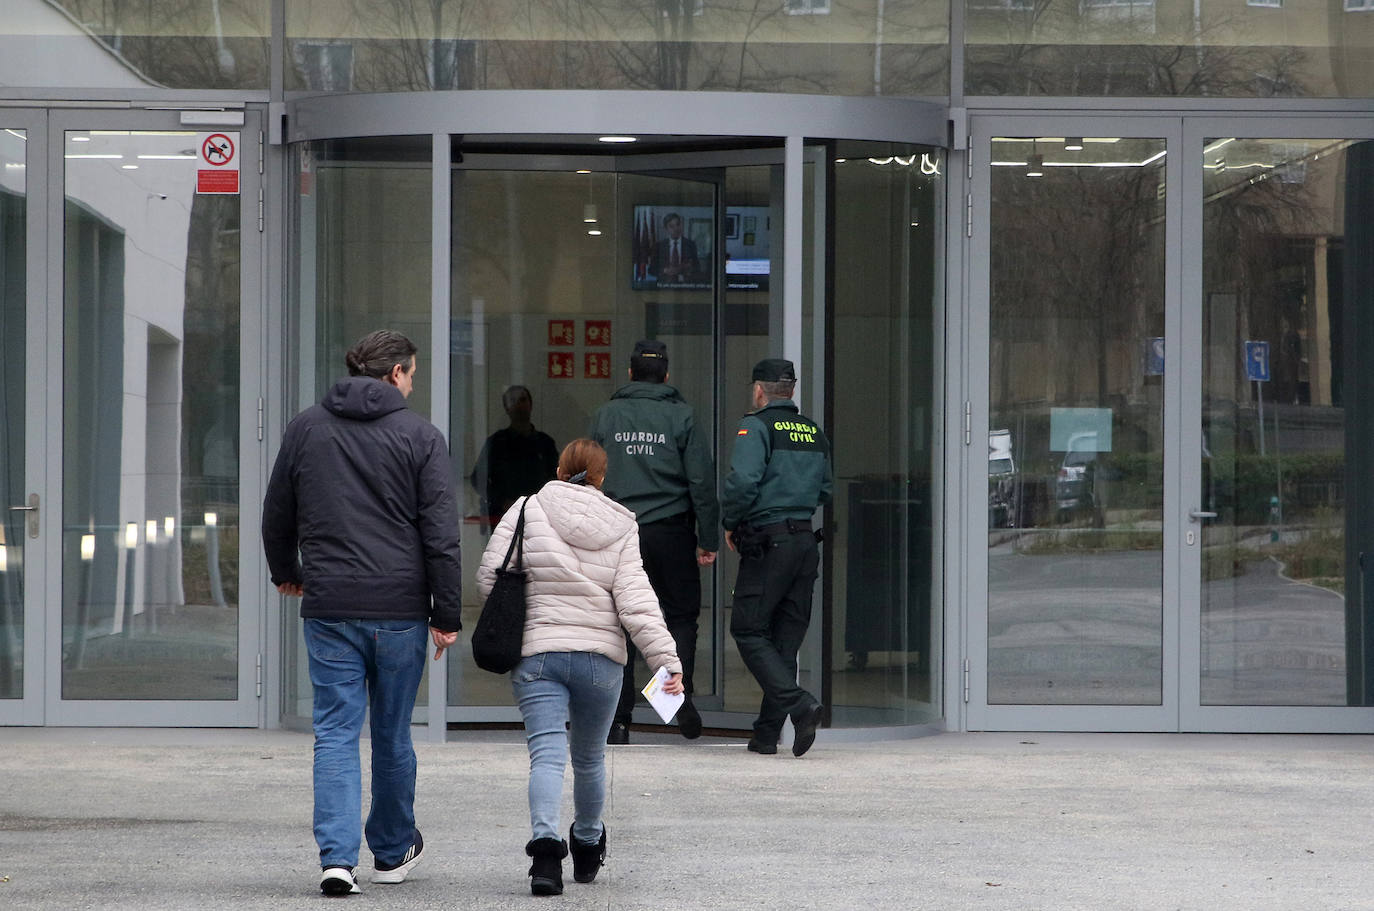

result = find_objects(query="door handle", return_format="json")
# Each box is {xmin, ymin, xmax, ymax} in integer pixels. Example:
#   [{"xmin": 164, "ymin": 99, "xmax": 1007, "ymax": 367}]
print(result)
[
  {"xmin": 8, "ymin": 493, "xmax": 38, "ymax": 538},
  {"xmin": 1188, "ymin": 510, "xmax": 1217, "ymax": 522}
]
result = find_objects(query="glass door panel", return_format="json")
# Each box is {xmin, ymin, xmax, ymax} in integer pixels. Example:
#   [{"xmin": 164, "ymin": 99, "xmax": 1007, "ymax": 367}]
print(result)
[
  {"xmin": 826, "ymin": 142, "xmax": 944, "ymax": 727},
  {"xmin": 970, "ymin": 120, "xmax": 1179, "ymax": 730},
  {"xmin": 1199, "ymin": 136, "xmax": 1370, "ymax": 709},
  {"xmin": 0, "ymin": 118, "xmax": 41, "ymax": 724},
  {"xmin": 988, "ymin": 135, "xmax": 1167, "ymax": 705},
  {"xmin": 54, "ymin": 113, "xmax": 259, "ymax": 723}
]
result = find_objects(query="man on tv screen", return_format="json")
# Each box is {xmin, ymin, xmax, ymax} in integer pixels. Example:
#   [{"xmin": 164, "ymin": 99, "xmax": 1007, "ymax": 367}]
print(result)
[{"xmin": 653, "ymin": 212, "xmax": 701, "ymax": 284}]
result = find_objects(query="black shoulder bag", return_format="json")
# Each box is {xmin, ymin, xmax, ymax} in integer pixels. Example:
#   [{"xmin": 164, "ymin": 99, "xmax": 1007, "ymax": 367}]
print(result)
[{"xmin": 471, "ymin": 498, "xmax": 529, "ymax": 674}]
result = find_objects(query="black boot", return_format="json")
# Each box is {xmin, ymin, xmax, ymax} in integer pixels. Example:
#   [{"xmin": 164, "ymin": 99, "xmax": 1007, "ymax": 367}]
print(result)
[
  {"xmin": 525, "ymin": 837, "xmax": 568, "ymax": 896},
  {"xmin": 569, "ymin": 824, "xmax": 607, "ymax": 884}
]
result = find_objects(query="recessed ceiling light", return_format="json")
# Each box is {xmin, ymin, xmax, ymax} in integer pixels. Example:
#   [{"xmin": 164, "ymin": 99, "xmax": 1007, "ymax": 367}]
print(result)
[
  {"xmin": 71, "ymin": 135, "xmax": 91, "ymax": 143},
  {"xmin": 121, "ymin": 164, "xmax": 139, "ymax": 170},
  {"xmin": 598, "ymin": 136, "xmax": 636, "ymax": 143},
  {"xmin": 587, "ymin": 229, "xmax": 603, "ymax": 236},
  {"xmin": 575, "ymin": 169, "xmax": 592, "ymax": 174}
]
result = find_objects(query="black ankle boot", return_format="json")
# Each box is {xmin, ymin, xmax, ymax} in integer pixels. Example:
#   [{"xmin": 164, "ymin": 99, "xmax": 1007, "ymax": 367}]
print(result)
[
  {"xmin": 525, "ymin": 837, "xmax": 568, "ymax": 895},
  {"xmin": 569, "ymin": 824, "xmax": 607, "ymax": 883}
]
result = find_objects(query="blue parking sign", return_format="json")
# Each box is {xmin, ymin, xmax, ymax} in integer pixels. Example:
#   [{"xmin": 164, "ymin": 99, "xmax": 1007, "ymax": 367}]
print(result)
[{"xmin": 1244, "ymin": 341, "xmax": 1270, "ymax": 382}]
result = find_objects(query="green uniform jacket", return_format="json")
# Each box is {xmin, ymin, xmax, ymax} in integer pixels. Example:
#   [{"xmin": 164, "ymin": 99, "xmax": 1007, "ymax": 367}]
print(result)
[
  {"xmin": 721, "ymin": 400, "xmax": 833, "ymax": 531},
  {"xmin": 588, "ymin": 382, "xmax": 721, "ymax": 551}
]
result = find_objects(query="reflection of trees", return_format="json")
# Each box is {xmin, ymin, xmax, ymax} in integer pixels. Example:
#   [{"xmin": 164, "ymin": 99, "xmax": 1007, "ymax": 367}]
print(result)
[
  {"xmin": 288, "ymin": 0, "xmax": 949, "ymax": 94},
  {"xmin": 990, "ymin": 158, "xmax": 1164, "ymax": 411},
  {"xmin": 967, "ymin": 1, "xmax": 1315, "ymax": 96},
  {"xmin": 47, "ymin": 0, "xmax": 270, "ymax": 89},
  {"xmin": 332, "ymin": 0, "xmax": 488, "ymax": 90},
  {"xmin": 989, "ymin": 154, "xmax": 1165, "ymax": 524}
]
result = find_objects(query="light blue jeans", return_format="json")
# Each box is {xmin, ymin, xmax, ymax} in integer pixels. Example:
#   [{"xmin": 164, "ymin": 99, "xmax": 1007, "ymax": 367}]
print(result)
[
  {"xmin": 512, "ymin": 651, "xmax": 623, "ymax": 843},
  {"xmin": 304, "ymin": 618, "xmax": 428, "ymax": 870}
]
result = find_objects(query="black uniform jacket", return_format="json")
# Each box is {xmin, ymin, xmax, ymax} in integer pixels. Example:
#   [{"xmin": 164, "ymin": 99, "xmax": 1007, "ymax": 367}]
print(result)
[{"xmin": 262, "ymin": 376, "xmax": 463, "ymax": 632}]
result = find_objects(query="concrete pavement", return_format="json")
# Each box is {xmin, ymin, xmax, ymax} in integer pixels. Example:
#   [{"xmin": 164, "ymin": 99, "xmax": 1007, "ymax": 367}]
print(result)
[{"xmin": 1, "ymin": 727, "xmax": 1372, "ymax": 910}]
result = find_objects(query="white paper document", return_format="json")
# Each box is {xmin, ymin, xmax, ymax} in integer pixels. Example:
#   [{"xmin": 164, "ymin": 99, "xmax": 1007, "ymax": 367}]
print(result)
[{"xmin": 640, "ymin": 666, "xmax": 685, "ymax": 723}]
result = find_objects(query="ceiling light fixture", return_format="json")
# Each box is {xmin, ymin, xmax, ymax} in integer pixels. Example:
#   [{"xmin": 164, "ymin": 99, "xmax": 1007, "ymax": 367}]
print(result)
[
  {"xmin": 1064, "ymin": 137, "xmax": 1084, "ymax": 151},
  {"xmin": 598, "ymin": 136, "xmax": 637, "ymax": 143}
]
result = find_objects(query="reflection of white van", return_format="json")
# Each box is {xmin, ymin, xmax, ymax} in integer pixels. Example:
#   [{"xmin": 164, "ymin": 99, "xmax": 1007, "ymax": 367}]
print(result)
[
  {"xmin": 989, "ymin": 429, "xmax": 1016, "ymax": 527},
  {"xmin": 1056, "ymin": 431, "xmax": 1098, "ymax": 516}
]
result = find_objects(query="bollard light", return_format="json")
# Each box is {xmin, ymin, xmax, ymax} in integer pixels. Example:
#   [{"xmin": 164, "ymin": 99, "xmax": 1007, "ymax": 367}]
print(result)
[
  {"xmin": 0, "ymin": 546, "xmax": 7, "ymax": 573},
  {"xmin": 80, "ymin": 534, "xmax": 95, "ymax": 561},
  {"xmin": 146, "ymin": 519, "xmax": 158, "ymax": 544},
  {"xmin": 164, "ymin": 516, "xmax": 175, "ymax": 538},
  {"xmin": 125, "ymin": 522, "xmax": 138, "ymax": 550},
  {"xmin": 204, "ymin": 512, "xmax": 218, "ymax": 528}
]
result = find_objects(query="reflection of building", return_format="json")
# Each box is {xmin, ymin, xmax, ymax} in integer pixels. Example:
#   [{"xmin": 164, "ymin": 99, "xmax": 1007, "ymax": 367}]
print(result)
[{"xmin": 4, "ymin": 1, "xmax": 1374, "ymax": 735}]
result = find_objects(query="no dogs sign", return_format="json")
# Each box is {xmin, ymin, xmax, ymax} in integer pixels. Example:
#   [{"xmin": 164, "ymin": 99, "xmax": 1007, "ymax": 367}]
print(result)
[{"xmin": 197, "ymin": 132, "xmax": 240, "ymax": 195}]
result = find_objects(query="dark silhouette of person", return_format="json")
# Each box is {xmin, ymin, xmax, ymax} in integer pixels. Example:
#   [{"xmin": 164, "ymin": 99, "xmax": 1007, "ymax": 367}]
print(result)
[
  {"xmin": 653, "ymin": 212, "xmax": 701, "ymax": 284},
  {"xmin": 470, "ymin": 385, "xmax": 559, "ymax": 526}
]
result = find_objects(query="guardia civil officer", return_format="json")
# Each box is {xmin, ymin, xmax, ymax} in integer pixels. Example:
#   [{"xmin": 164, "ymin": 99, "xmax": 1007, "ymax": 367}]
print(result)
[
  {"xmin": 589, "ymin": 339, "xmax": 720, "ymax": 744},
  {"xmin": 722, "ymin": 358, "xmax": 831, "ymax": 758}
]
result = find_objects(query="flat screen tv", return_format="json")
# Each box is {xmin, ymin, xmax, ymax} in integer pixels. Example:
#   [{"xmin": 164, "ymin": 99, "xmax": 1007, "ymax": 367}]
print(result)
[{"xmin": 631, "ymin": 204, "xmax": 771, "ymax": 292}]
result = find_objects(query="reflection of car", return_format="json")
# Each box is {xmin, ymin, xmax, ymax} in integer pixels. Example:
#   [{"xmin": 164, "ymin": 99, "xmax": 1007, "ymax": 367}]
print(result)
[
  {"xmin": 989, "ymin": 429, "xmax": 1016, "ymax": 528},
  {"xmin": 1055, "ymin": 431, "xmax": 1098, "ymax": 518}
]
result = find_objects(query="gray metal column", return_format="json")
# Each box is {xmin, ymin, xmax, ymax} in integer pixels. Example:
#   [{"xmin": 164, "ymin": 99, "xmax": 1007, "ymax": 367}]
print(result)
[{"xmin": 427, "ymin": 131, "xmax": 452, "ymax": 742}]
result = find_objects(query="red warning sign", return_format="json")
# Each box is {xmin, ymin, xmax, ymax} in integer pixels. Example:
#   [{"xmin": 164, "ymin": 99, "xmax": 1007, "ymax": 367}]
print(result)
[{"xmin": 197, "ymin": 132, "xmax": 240, "ymax": 195}]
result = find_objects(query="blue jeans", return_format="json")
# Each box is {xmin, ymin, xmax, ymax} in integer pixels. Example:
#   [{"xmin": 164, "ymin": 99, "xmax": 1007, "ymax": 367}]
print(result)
[
  {"xmin": 512, "ymin": 652, "xmax": 623, "ymax": 843},
  {"xmin": 304, "ymin": 618, "xmax": 428, "ymax": 870}
]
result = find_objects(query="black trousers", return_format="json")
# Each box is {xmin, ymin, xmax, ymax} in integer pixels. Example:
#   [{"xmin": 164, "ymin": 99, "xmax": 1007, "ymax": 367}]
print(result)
[
  {"xmin": 728, "ymin": 529, "xmax": 819, "ymax": 743},
  {"xmin": 615, "ymin": 515, "xmax": 702, "ymax": 725}
]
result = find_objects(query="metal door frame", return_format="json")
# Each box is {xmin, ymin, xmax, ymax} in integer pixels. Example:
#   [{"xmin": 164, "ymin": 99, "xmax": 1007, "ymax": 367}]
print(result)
[
  {"xmin": 0, "ymin": 109, "xmax": 49, "ymax": 725},
  {"xmin": 965, "ymin": 114, "xmax": 1185, "ymax": 732},
  {"xmin": 43, "ymin": 107, "xmax": 265, "ymax": 726}
]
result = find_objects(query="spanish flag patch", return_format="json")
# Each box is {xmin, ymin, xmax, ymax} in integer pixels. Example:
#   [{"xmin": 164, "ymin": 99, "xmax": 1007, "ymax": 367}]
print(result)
[{"xmin": 737, "ymin": 429, "xmax": 749, "ymax": 435}]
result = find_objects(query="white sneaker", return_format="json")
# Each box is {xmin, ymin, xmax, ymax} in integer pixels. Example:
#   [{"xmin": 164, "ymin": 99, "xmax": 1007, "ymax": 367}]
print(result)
[
  {"xmin": 320, "ymin": 866, "xmax": 361, "ymax": 896},
  {"xmin": 371, "ymin": 830, "xmax": 424, "ymax": 884}
]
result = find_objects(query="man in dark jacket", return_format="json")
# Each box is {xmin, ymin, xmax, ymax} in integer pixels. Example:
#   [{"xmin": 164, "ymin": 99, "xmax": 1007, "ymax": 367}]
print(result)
[
  {"xmin": 262, "ymin": 330, "xmax": 462, "ymax": 897},
  {"xmin": 589, "ymin": 339, "xmax": 719, "ymax": 743},
  {"xmin": 722, "ymin": 358, "xmax": 831, "ymax": 758}
]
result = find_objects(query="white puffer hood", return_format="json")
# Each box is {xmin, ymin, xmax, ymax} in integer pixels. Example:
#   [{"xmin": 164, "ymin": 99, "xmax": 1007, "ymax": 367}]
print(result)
[
  {"xmin": 475, "ymin": 479, "xmax": 681, "ymax": 674},
  {"xmin": 536, "ymin": 480, "xmax": 638, "ymax": 550}
]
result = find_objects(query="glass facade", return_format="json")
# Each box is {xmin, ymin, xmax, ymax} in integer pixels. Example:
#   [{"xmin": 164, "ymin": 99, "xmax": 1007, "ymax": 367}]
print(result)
[
  {"xmin": 284, "ymin": 0, "xmax": 949, "ymax": 94},
  {"xmin": 6, "ymin": 1, "xmax": 1374, "ymax": 99},
  {"xmin": 967, "ymin": 0, "xmax": 1374, "ymax": 97},
  {"xmin": 6, "ymin": 0, "xmax": 1373, "ymax": 738},
  {"xmin": 6, "ymin": 1, "xmax": 271, "ymax": 90}
]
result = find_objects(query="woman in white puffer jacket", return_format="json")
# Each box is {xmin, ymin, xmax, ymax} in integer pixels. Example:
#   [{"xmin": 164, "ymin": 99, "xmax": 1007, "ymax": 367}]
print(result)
[{"xmin": 477, "ymin": 438, "xmax": 683, "ymax": 896}]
